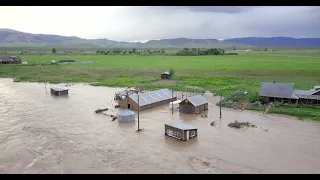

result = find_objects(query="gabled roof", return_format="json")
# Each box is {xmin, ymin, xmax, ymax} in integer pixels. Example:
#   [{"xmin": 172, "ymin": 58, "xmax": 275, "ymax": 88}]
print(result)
[
  {"xmin": 293, "ymin": 90, "xmax": 313, "ymax": 96},
  {"xmin": 312, "ymin": 89, "xmax": 320, "ymax": 95},
  {"xmin": 129, "ymin": 88, "xmax": 175, "ymax": 107},
  {"xmin": 259, "ymin": 82, "xmax": 296, "ymax": 99},
  {"xmin": 293, "ymin": 89, "xmax": 320, "ymax": 100},
  {"xmin": 0, "ymin": 56, "xmax": 13, "ymax": 61},
  {"xmin": 161, "ymin": 72, "xmax": 170, "ymax": 75},
  {"xmin": 165, "ymin": 122, "xmax": 197, "ymax": 130},
  {"xmin": 50, "ymin": 87, "xmax": 69, "ymax": 92},
  {"xmin": 182, "ymin": 95, "xmax": 208, "ymax": 107}
]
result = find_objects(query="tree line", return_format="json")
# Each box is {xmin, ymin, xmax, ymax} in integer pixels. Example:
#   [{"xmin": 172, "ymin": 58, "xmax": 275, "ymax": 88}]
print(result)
[
  {"xmin": 175, "ymin": 48, "xmax": 226, "ymax": 56},
  {"xmin": 49, "ymin": 47, "xmax": 238, "ymax": 56},
  {"xmin": 96, "ymin": 48, "xmax": 166, "ymax": 55}
]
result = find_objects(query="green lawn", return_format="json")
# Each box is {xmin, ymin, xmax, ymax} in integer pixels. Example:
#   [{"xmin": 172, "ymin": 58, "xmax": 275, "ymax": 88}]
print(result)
[{"xmin": 1, "ymin": 51, "xmax": 320, "ymax": 120}]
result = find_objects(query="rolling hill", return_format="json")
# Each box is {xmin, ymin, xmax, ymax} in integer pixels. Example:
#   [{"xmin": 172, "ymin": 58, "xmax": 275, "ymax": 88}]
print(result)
[{"xmin": 0, "ymin": 29, "xmax": 319, "ymax": 48}]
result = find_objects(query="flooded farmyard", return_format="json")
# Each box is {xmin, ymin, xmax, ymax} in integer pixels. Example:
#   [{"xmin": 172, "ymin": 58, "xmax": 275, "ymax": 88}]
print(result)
[{"xmin": 0, "ymin": 78, "xmax": 320, "ymax": 174}]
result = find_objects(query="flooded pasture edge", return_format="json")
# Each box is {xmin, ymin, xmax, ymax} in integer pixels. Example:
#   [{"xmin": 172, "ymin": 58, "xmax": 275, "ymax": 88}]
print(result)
[{"xmin": 0, "ymin": 78, "xmax": 320, "ymax": 174}]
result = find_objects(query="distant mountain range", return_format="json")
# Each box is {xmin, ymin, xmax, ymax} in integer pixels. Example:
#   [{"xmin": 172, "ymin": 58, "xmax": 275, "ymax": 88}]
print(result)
[{"xmin": 0, "ymin": 29, "xmax": 319, "ymax": 48}]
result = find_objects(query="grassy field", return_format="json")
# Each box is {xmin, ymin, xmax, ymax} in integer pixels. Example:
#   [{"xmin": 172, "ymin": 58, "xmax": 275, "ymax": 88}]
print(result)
[{"xmin": 1, "ymin": 51, "xmax": 320, "ymax": 120}]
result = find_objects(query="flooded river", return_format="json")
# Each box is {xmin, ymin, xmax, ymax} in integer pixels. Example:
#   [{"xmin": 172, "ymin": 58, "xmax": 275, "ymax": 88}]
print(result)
[{"xmin": 0, "ymin": 78, "xmax": 320, "ymax": 174}]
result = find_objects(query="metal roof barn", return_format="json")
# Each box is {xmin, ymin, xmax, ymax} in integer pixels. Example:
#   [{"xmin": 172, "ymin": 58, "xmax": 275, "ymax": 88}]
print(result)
[
  {"xmin": 129, "ymin": 88, "xmax": 175, "ymax": 107},
  {"xmin": 259, "ymin": 82, "xmax": 297, "ymax": 99},
  {"xmin": 118, "ymin": 110, "xmax": 136, "ymax": 122}
]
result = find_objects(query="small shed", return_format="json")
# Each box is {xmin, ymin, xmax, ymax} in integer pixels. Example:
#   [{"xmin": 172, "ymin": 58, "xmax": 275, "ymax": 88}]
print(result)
[
  {"xmin": 169, "ymin": 100, "xmax": 181, "ymax": 109},
  {"xmin": 50, "ymin": 87, "xmax": 69, "ymax": 96},
  {"xmin": 160, "ymin": 72, "xmax": 170, "ymax": 79},
  {"xmin": 118, "ymin": 110, "xmax": 136, "ymax": 122},
  {"xmin": 179, "ymin": 95, "xmax": 208, "ymax": 114},
  {"xmin": 165, "ymin": 122, "xmax": 197, "ymax": 141}
]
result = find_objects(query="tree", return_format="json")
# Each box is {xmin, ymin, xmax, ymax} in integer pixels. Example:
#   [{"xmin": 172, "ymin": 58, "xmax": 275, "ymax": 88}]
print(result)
[
  {"xmin": 169, "ymin": 68, "xmax": 175, "ymax": 79},
  {"xmin": 52, "ymin": 48, "xmax": 56, "ymax": 54},
  {"xmin": 161, "ymin": 48, "xmax": 165, "ymax": 54},
  {"xmin": 132, "ymin": 48, "xmax": 136, "ymax": 54}
]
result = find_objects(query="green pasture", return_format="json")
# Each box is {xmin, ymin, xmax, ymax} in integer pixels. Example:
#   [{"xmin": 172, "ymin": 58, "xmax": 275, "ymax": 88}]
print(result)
[{"xmin": 1, "ymin": 51, "xmax": 320, "ymax": 120}]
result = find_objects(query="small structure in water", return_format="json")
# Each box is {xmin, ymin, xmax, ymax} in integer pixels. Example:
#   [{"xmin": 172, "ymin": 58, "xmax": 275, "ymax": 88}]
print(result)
[
  {"xmin": 179, "ymin": 95, "xmax": 208, "ymax": 114},
  {"xmin": 165, "ymin": 122, "xmax": 198, "ymax": 141},
  {"xmin": 50, "ymin": 87, "xmax": 69, "ymax": 96},
  {"xmin": 118, "ymin": 110, "xmax": 136, "ymax": 122},
  {"xmin": 169, "ymin": 100, "xmax": 181, "ymax": 109}
]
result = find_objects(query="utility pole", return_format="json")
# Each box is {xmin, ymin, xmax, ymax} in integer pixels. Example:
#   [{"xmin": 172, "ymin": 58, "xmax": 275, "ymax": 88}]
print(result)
[
  {"xmin": 171, "ymin": 88, "xmax": 174, "ymax": 115},
  {"xmin": 44, "ymin": 77, "xmax": 47, "ymax": 94},
  {"xmin": 220, "ymin": 90, "xmax": 222, "ymax": 119},
  {"xmin": 137, "ymin": 92, "xmax": 140, "ymax": 132}
]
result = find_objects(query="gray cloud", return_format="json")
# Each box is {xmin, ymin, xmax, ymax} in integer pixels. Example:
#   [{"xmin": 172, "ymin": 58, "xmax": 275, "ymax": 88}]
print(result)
[
  {"xmin": 185, "ymin": 6, "xmax": 254, "ymax": 13},
  {"xmin": 98, "ymin": 6, "xmax": 320, "ymax": 41},
  {"xmin": 1, "ymin": 6, "xmax": 319, "ymax": 41}
]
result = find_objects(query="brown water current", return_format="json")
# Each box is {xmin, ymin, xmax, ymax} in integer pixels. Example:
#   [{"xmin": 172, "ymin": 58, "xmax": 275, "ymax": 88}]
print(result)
[{"xmin": 0, "ymin": 78, "xmax": 320, "ymax": 174}]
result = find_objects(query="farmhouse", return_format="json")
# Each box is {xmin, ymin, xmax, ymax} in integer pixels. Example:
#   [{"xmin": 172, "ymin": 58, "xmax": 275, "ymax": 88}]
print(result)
[
  {"xmin": 118, "ymin": 88, "xmax": 177, "ymax": 111},
  {"xmin": 165, "ymin": 122, "xmax": 198, "ymax": 141},
  {"xmin": 0, "ymin": 56, "xmax": 21, "ymax": 64},
  {"xmin": 259, "ymin": 82, "xmax": 320, "ymax": 106},
  {"xmin": 50, "ymin": 87, "xmax": 69, "ymax": 96},
  {"xmin": 179, "ymin": 95, "xmax": 208, "ymax": 114},
  {"xmin": 160, "ymin": 72, "xmax": 170, "ymax": 79}
]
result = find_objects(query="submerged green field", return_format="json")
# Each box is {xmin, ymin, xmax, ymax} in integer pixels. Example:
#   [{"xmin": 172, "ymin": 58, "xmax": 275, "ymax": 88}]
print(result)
[{"xmin": 1, "ymin": 51, "xmax": 320, "ymax": 120}]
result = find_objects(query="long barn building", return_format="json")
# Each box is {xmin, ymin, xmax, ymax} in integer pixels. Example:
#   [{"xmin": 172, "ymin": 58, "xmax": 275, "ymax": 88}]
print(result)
[{"xmin": 118, "ymin": 88, "xmax": 177, "ymax": 111}]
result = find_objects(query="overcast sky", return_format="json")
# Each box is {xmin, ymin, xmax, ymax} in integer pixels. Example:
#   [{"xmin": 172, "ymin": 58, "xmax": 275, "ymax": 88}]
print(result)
[{"xmin": 0, "ymin": 6, "xmax": 319, "ymax": 42}]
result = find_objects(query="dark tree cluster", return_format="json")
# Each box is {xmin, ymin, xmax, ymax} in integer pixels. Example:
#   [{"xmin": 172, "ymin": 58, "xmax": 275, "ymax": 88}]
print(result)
[
  {"xmin": 175, "ymin": 48, "xmax": 225, "ymax": 56},
  {"xmin": 95, "ymin": 48, "xmax": 166, "ymax": 55}
]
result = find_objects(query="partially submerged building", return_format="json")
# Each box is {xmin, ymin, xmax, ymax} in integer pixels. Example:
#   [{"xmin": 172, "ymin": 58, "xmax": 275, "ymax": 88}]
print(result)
[
  {"xmin": 50, "ymin": 87, "xmax": 69, "ymax": 96},
  {"xmin": 0, "ymin": 56, "xmax": 21, "ymax": 64},
  {"xmin": 118, "ymin": 110, "xmax": 136, "ymax": 122},
  {"xmin": 165, "ymin": 122, "xmax": 198, "ymax": 141},
  {"xmin": 259, "ymin": 82, "xmax": 320, "ymax": 106},
  {"xmin": 118, "ymin": 88, "xmax": 177, "ymax": 111},
  {"xmin": 169, "ymin": 100, "xmax": 181, "ymax": 109},
  {"xmin": 179, "ymin": 95, "xmax": 208, "ymax": 114},
  {"xmin": 160, "ymin": 72, "xmax": 170, "ymax": 79}
]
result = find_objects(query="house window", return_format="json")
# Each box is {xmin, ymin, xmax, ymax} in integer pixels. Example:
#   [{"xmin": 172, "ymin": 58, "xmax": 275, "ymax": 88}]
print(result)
[
  {"xmin": 191, "ymin": 131, "xmax": 196, "ymax": 137},
  {"xmin": 172, "ymin": 131, "xmax": 177, "ymax": 137},
  {"xmin": 176, "ymin": 132, "xmax": 181, "ymax": 139}
]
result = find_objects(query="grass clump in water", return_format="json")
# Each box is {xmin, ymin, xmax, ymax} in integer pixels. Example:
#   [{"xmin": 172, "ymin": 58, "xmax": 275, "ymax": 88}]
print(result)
[{"xmin": 228, "ymin": 120, "xmax": 257, "ymax": 129}]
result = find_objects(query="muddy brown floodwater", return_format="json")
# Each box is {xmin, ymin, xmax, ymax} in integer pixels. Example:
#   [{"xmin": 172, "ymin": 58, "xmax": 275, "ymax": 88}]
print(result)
[{"xmin": 0, "ymin": 78, "xmax": 320, "ymax": 174}]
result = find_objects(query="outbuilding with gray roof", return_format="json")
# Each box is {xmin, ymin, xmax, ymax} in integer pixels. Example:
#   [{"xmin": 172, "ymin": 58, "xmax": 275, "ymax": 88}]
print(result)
[
  {"xmin": 179, "ymin": 95, "xmax": 208, "ymax": 114},
  {"xmin": 165, "ymin": 122, "xmax": 198, "ymax": 141}
]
